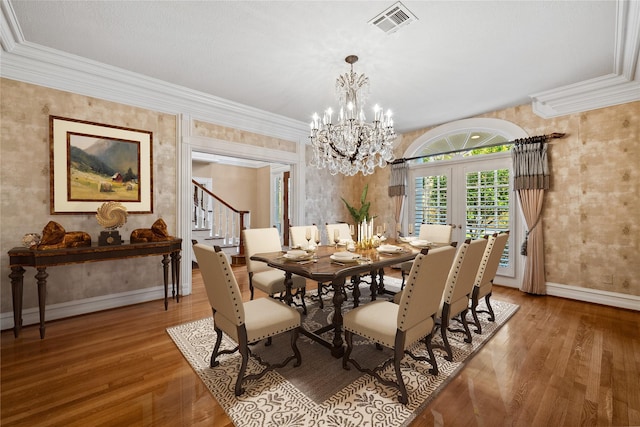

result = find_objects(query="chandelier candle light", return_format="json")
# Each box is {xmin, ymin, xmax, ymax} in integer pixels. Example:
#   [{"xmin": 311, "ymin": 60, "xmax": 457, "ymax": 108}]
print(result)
[{"xmin": 309, "ymin": 55, "xmax": 397, "ymax": 176}]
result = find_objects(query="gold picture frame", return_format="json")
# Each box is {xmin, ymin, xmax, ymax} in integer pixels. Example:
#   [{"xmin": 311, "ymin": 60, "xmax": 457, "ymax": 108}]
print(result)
[{"xmin": 50, "ymin": 116, "xmax": 153, "ymax": 214}]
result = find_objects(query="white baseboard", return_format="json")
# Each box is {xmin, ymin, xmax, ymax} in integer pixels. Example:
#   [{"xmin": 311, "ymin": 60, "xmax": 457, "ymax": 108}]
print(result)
[
  {"xmin": 545, "ymin": 282, "xmax": 640, "ymax": 311},
  {"xmin": 0, "ymin": 285, "xmax": 176, "ymax": 331}
]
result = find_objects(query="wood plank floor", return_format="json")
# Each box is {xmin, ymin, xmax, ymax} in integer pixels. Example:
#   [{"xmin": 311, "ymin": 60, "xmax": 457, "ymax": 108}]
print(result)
[{"xmin": 2, "ymin": 265, "xmax": 639, "ymax": 426}]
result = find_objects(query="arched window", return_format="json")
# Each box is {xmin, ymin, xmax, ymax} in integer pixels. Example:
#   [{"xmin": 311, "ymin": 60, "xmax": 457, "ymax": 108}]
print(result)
[{"xmin": 403, "ymin": 118, "xmax": 527, "ymax": 283}]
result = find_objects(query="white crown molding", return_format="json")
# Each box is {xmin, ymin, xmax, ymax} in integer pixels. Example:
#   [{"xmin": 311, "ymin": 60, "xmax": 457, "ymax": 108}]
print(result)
[
  {"xmin": 0, "ymin": 0, "xmax": 309, "ymax": 143},
  {"xmin": 531, "ymin": 0, "xmax": 640, "ymax": 118}
]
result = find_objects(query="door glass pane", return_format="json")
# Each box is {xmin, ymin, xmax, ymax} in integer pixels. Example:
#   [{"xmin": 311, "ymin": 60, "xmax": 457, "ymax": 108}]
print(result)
[
  {"xmin": 413, "ymin": 174, "xmax": 448, "ymax": 236},
  {"xmin": 465, "ymin": 168, "xmax": 510, "ymax": 268},
  {"xmin": 273, "ymin": 175, "xmax": 283, "ymax": 234}
]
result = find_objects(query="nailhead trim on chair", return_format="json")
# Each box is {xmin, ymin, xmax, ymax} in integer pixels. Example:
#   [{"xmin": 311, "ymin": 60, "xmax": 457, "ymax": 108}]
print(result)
[
  {"xmin": 220, "ymin": 253, "xmax": 244, "ymax": 326},
  {"xmin": 474, "ymin": 236, "xmax": 495, "ymax": 287},
  {"xmin": 442, "ymin": 243, "xmax": 468, "ymax": 304},
  {"xmin": 250, "ymin": 325, "xmax": 298, "ymax": 342},
  {"xmin": 398, "ymin": 257, "xmax": 421, "ymax": 328}
]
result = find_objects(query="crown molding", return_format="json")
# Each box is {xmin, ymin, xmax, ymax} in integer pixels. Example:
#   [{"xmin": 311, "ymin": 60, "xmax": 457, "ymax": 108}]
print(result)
[
  {"xmin": 531, "ymin": 0, "xmax": 640, "ymax": 118},
  {"xmin": 0, "ymin": 1, "xmax": 309, "ymax": 143}
]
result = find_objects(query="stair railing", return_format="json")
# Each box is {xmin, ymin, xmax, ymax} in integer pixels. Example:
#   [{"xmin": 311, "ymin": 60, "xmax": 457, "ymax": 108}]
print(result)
[{"xmin": 192, "ymin": 180, "xmax": 250, "ymax": 260}]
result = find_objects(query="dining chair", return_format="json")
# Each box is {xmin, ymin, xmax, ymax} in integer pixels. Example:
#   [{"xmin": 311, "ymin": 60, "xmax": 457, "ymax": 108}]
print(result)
[
  {"xmin": 470, "ymin": 231, "xmax": 509, "ymax": 333},
  {"xmin": 325, "ymin": 222, "xmax": 352, "ymax": 245},
  {"xmin": 243, "ymin": 227, "xmax": 307, "ymax": 314},
  {"xmin": 342, "ymin": 245, "xmax": 457, "ymax": 404},
  {"xmin": 192, "ymin": 244, "xmax": 302, "ymax": 396},
  {"xmin": 289, "ymin": 224, "xmax": 319, "ymax": 249},
  {"xmin": 435, "ymin": 237, "xmax": 487, "ymax": 361},
  {"xmin": 400, "ymin": 223, "xmax": 454, "ymax": 288}
]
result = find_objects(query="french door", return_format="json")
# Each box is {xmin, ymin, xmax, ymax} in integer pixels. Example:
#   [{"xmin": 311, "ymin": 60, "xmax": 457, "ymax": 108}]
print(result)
[{"xmin": 408, "ymin": 154, "xmax": 515, "ymax": 277}]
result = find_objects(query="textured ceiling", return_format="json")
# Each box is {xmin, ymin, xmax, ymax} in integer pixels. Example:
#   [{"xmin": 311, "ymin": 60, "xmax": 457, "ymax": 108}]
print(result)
[{"xmin": 7, "ymin": 1, "xmax": 620, "ymax": 133}]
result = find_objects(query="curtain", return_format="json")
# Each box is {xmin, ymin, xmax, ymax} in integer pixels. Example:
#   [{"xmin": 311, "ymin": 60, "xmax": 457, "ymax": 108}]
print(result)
[
  {"xmin": 388, "ymin": 161, "xmax": 408, "ymax": 238},
  {"xmin": 512, "ymin": 139, "xmax": 549, "ymax": 295}
]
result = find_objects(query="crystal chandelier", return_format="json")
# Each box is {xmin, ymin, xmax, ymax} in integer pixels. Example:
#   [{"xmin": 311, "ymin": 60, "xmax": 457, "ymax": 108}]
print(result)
[{"xmin": 308, "ymin": 55, "xmax": 397, "ymax": 176}]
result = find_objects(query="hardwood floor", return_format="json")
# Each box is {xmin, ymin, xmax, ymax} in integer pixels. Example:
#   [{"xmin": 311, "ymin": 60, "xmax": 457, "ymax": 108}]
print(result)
[{"xmin": 2, "ymin": 265, "xmax": 639, "ymax": 426}]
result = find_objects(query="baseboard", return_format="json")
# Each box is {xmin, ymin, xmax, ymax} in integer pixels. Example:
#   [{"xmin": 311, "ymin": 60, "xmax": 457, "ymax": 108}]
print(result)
[
  {"xmin": 0, "ymin": 285, "xmax": 169, "ymax": 332},
  {"xmin": 545, "ymin": 282, "xmax": 640, "ymax": 311}
]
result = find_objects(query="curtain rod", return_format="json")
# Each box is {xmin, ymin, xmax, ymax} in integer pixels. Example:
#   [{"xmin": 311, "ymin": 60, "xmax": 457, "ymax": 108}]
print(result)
[{"xmin": 391, "ymin": 132, "xmax": 566, "ymax": 164}]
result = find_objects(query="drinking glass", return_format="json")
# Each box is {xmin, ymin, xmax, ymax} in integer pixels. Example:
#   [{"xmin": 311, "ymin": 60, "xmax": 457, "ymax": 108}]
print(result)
[
  {"xmin": 333, "ymin": 230, "xmax": 340, "ymax": 248},
  {"xmin": 305, "ymin": 227, "xmax": 312, "ymax": 249}
]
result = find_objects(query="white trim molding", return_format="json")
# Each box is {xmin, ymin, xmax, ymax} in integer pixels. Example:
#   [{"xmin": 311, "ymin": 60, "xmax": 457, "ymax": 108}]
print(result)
[
  {"xmin": 546, "ymin": 282, "xmax": 640, "ymax": 311},
  {"xmin": 531, "ymin": 0, "xmax": 640, "ymax": 118},
  {"xmin": 0, "ymin": 285, "xmax": 167, "ymax": 332}
]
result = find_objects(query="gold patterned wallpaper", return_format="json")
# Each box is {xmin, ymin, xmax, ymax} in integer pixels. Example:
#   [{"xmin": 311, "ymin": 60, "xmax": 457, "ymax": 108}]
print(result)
[
  {"xmin": 0, "ymin": 78, "xmax": 178, "ymax": 314},
  {"xmin": 1, "ymin": 77, "xmax": 637, "ymax": 321}
]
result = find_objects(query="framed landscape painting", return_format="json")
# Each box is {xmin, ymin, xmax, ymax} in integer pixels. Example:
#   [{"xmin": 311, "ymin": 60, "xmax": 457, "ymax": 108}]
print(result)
[{"xmin": 50, "ymin": 116, "xmax": 153, "ymax": 214}]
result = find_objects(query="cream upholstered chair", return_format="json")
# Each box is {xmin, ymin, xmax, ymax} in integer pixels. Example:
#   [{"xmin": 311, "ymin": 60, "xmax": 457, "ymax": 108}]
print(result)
[
  {"xmin": 192, "ymin": 244, "xmax": 302, "ymax": 396},
  {"xmin": 243, "ymin": 227, "xmax": 307, "ymax": 314},
  {"xmin": 435, "ymin": 238, "xmax": 487, "ymax": 361},
  {"xmin": 470, "ymin": 231, "xmax": 509, "ymax": 333},
  {"xmin": 325, "ymin": 222, "xmax": 352, "ymax": 245},
  {"xmin": 289, "ymin": 225, "xmax": 319, "ymax": 249},
  {"xmin": 400, "ymin": 223, "xmax": 453, "ymax": 288},
  {"xmin": 342, "ymin": 245, "xmax": 457, "ymax": 404}
]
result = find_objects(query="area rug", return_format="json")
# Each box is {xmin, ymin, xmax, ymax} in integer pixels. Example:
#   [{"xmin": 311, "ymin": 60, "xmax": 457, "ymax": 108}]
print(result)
[{"xmin": 167, "ymin": 277, "xmax": 519, "ymax": 427}]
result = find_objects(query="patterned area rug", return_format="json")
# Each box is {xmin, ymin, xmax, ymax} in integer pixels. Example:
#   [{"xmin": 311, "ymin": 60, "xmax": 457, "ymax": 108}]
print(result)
[{"xmin": 167, "ymin": 278, "xmax": 519, "ymax": 427}]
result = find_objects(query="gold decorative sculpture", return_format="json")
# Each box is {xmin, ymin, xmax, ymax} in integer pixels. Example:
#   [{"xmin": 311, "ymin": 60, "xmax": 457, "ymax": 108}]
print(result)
[
  {"xmin": 130, "ymin": 218, "xmax": 173, "ymax": 243},
  {"xmin": 96, "ymin": 201, "xmax": 127, "ymax": 245},
  {"xmin": 36, "ymin": 221, "xmax": 91, "ymax": 250}
]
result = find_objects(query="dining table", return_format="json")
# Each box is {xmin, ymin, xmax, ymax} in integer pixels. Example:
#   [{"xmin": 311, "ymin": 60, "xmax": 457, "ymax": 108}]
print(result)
[{"xmin": 250, "ymin": 240, "xmax": 422, "ymax": 358}]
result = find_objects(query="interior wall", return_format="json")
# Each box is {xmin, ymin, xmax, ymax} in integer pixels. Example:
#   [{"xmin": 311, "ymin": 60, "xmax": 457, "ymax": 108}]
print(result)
[
  {"xmin": 0, "ymin": 78, "xmax": 178, "ymax": 314},
  {"xmin": 367, "ymin": 101, "xmax": 639, "ymax": 297}
]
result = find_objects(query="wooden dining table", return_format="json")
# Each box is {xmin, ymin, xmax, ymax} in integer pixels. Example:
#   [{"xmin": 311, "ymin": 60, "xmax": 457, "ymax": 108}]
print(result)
[{"xmin": 251, "ymin": 241, "xmax": 420, "ymax": 358}]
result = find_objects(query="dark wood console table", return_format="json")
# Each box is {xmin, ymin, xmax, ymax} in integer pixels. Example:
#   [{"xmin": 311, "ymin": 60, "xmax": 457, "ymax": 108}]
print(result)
[{"xmin": 8, "ymin": 238, "xmax": 182, "ymax": 339}]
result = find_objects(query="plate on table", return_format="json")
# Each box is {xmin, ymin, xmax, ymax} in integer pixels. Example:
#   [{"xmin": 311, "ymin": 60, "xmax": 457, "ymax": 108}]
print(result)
[
  {"xmin": 376, "ymin": 244, "xmax": 404, "ymax": 254},
  {"xmin": 330, "ymin": 253, "xmax": 361, "ymax": 263},
  {"xmin": 284, "ymin": 250, "xmax": 313, "ymax": 261},
  {"xmin": 410, "ymin": 239, "xmax": 432, "ymax": 248},
  {"xmin": 398, "ymin": 236, "xmax": 417, "ymax": 243}
]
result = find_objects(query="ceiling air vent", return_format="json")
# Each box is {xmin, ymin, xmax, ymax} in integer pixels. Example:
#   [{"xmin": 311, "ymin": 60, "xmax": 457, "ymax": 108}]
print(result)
[{"xmin": 369, "ymin": 1, "xmax": 418, "ymax": 34}]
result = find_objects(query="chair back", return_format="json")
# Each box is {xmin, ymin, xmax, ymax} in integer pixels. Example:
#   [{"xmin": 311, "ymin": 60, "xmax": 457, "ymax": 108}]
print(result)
[
  {"xmin": 442, "ymin": 238, "xmax": 488, "ymax": 306},
  {"xmin": 397, "ymin": 245, "xmax": 457, "ymax": 332},
  {"xmin": 193, "ymin": 244, "xmax": 244, "ymax": 327},
  {"xmin": 289, "ymin": 225, "xmax": 319, "ymax": 248},
  {"xmin": 474, "ymin": 232, "xmax": 509, "ymax": 288},
  {"xmin": 325, "ymin": 223, "xmax": 351, "ymax": 242},
  {"xmin": 243, "ymin": 227, "xmax": 283, "ymax": 274},
  {"xmin": 419, "ymin": 224, "xmax": 453, "ymax": 244}
]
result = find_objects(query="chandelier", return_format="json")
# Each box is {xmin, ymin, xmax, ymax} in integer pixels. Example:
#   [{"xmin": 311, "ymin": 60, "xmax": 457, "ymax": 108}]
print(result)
[{"xmin": 308, "ymin": 55, "xmax": 397, "ymax": 176}]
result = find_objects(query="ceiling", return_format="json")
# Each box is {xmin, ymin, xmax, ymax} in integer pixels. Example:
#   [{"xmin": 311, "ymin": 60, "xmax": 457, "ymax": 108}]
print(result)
[{"xmin": 2, "ymin": 1, "xmax": 638, "ymax": 135}]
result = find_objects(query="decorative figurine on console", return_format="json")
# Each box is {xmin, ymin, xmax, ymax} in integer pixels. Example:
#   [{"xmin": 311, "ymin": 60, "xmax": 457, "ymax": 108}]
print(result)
[
  {"xmin": 130, "ymin": 218, "xmax": 173, "ymax": 243},
  {"xmin": 36, "ymin": 221, "xmax": 91, "ymax": 250},
  {"xmin": 96, "ymin": 201, "xmax": 128, "ymax": 246}
]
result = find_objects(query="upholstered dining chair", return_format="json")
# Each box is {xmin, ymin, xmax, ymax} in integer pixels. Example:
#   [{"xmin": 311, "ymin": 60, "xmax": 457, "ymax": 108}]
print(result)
[
  {"xmin": 243, "ymin": 227, "xmax": 307, "ymax": 314},
  {"xmin": 342, "ymin": 245, "xmax": 457, "ymax": 404},
  {"xmin": 400, "ymin": 223, "xmax": 454, "ymax": 288},
  {"xmin": 289, "ymin": 224, "xmax": 319, "ymax": 249},
  {"xmin": 435, "ymin": 238, "xmax": 487, "ymax": 361},
  {"xmin": 325, "ymin": 222, "xmax": 352, "ymax": 245},
  {"xmin": 470, "ymin": 231, "xmax": 509, "ymax": 334},
  {"xmin": 192, "ymin": 244, "xmax": 302, "ymax": 396}
]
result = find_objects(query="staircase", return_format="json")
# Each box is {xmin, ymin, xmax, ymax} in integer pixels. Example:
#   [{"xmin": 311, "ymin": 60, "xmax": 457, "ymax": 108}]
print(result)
[{"xmin": 192, "ymin": 180, "xmax": 250, "ymax": 265}]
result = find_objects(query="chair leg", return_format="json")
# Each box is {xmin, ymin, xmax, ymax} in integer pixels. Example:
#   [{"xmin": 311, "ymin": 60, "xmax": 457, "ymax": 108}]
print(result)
[
  {"xmin": 460, "ymin": 309, "xmax": 473, "ymax": 343},
  {"xmin": 211, "ymin": 325, "xmax": 223, "ymax": 368},
  {"xmin": 424, "ymin": 333, "xmax": 438, "ymax": 375},
  {"xmin": 440, "ymin": 305, "xmax": 453, "ymax": 361},
  {"xmin": 485, "ymin": 293, "xmax": 495, "ymax": 321},
  {"xmin": 248, "ymin": 273, "xmax": 255, "ymax": 300},
  {"xmin": 291, "ymin": 328, "xmax": 302, "ymax": 367},
  {"xmin": 299, "ymin": 287, "xmax": 307, "ymax": 315},
  {"xmin": 394, "ymin": 335, "xmax": 408, "ymax": 404},
  {"xmin": 400, "ymin": 270, "xmax": 407, "ymax": 290},
  {"xmin": 471, "ymin": 287, "xmax": 482, "ymax": 334},
  {"xmin": 342, "ymin": 330, "xmax": 354, "ymax": 370},
  {"xmin": 235, "ymin": 328, "xmax": 250, "ymax": 396}
]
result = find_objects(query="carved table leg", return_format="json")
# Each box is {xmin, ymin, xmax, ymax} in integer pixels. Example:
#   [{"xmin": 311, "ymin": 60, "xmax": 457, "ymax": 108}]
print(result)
[
  {"xmin": 171, "ymin": 250, "xmax": 181, "ymax": 303},
  {"xmin": 351, "ymin": 275, "xmax": 361, "ymax": 308},
  {"xmin": 369, "ymin": 271, "xmax": 378, "ymax": 301},
  {"xmin": 331, "ymin": 278, "xmax": 346, "ymax": 358},
  {"xmin": 162, "ymin": 254, "xmax": 170, "ymax": 310},
  {"xmin": 35, "ymin": 267, "xmax": 48, "ymax": 339},
  {"xmin": 377, "ymin": 267, "xmax": 386, "ymax": 295},
  {"xmin": 10, "ymin": 266, "xmax": 25, "ymax": 338},
  {"xmin": 283, "ymin": 272, "xmax": 294, "ymax": 306}
]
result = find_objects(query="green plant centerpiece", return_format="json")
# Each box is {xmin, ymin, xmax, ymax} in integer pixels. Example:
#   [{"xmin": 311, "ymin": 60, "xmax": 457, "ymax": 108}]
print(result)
[
  {"xmin": 341, "ymin": 184, "xmax": 372, "ymax": 223},
  {"xmin": 342, "ymin": 184, "xmax": 377, "ymax": 248}
]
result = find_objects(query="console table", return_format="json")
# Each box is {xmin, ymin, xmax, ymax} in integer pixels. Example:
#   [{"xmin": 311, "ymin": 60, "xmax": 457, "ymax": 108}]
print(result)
[{"xmin": 8, "ymin": 238, "xmax": 182, "ymax": 339}]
